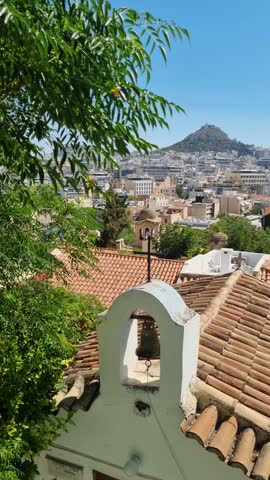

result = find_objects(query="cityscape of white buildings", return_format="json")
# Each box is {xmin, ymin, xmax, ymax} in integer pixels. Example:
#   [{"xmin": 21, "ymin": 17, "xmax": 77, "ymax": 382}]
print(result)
[
  {"xmin": 42, "ymin": 144, "xmax": 270, "ymax": 235},
  {"xmin": 110, "ymin": 149, "xmax": 270, "ymax": 228}
]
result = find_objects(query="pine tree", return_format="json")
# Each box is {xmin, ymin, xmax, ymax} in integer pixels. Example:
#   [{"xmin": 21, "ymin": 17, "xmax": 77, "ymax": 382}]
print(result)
[{"xmin": 100, "ymin": 188, "xmax": 132, "ymax": 247}]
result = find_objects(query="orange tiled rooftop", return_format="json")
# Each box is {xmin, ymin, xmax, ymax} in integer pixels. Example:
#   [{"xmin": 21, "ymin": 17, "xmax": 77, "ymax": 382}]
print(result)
[{"xmin": 54, "ymin": 249, "xmax": 185, "ymax": 306}]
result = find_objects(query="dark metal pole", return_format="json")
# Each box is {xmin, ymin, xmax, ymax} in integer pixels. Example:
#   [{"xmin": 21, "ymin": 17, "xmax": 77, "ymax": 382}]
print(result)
[{"xmin": 147, "ymin": 235, "xmax": 151, "ymax": 282}]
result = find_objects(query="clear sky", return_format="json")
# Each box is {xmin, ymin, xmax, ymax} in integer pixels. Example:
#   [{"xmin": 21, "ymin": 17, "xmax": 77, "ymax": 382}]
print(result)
[{"xmin": 112, "ymin": 0, "xmax": 270, "ymax": 149}]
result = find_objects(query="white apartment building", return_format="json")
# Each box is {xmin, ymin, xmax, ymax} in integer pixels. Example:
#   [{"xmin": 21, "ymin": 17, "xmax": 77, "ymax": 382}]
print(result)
[
  {"xmin": 138, "ymin": 164, "xmax": 183, "ymax": 179},
  {"xmin": 228, "ymin": 170, "xmax": 268, "ymax": 188},
  {"xmin": 124, "ymin": 177, "xmax": 153, "ymax": 197}
]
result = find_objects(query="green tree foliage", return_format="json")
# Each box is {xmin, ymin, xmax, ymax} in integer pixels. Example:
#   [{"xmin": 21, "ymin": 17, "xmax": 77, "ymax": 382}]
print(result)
[
  {"xmin": 176, "ymin": 184, "xmax": 188, "ymax": 199},
  {"xmin": 100, "ymin": 188, "xmax": 132, "ymax": 247},
  {"xmin": 0, "ymin": 2, "xmax": 189, "ymax": 475},
  {"xmin": 251, "ymin": 205, "xmax": 261, "ymax": 215},
  {"xmin": 0, "ymin": 185, "xmax": 104, "ymax": 479},
  {"xmin": 0, "ymin": 185, "xmax": 99, "ymax": 286},
  {"xmin": 0, "ymin": 0, "xmax": 188, "ymax": 192},
  {"xmin": 208, "ymin": 215, "xmax": 255, "ymax": 251},
  {"xmin": 119, "ymin": 225, "xmax": 135, "ymax": 246},
  {"xmin": 160, "ymin": 215, "xmax": 270, "ymax": 260},
  {"xmin": 209, "ymin": 215, "xmax": 270, "ymax": 254},
  {"xmin": 158, "ymin": 224, "xmax": 208, "ymax": 259},
  {"xmin": 0, "ymin": 281, "xmax": 103, "ymax": 480},
  {"xmin": 253, "ymin": 228, "xmax": 270, "ymax": 253}
]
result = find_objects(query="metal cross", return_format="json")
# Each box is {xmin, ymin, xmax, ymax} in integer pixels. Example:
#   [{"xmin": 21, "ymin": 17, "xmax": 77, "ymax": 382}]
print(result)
[
  {"xmin": 134, "ymin": 235, "xmax": 166, "ymax": 283},
  {"xmin": 147, "ymin": 234, "xmax": 151, "ymax": 282}
]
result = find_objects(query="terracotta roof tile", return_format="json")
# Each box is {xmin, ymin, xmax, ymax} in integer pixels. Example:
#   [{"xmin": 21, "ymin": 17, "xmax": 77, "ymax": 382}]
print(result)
[
  {"xmin": 186, "ymin": 405, "xmax": 218, "ymax": 446},
  {"xmin": 53, "ymin": 249, "xmax": 184, "ymax": 306},
  {"xmin": 252, "ymin": 442, "xmax": 270, "ymax": 480},
  {"xmin": 208, "ymin": 416, "xmax": 238, "ymax": 460},
  {"xmin": 257, "ymin": 257, "xmax": 270, "ymax": 286},
  {"xmin": 230, "ymin": 428, "xmax": 256, "ymax": 474},
  {"xmin": 189, "ymin": 271, "xmax": 270, "ymax": 419},
  {"xmin": 181, "ymin": 404, "xmax": 269, "ymax": 478}
]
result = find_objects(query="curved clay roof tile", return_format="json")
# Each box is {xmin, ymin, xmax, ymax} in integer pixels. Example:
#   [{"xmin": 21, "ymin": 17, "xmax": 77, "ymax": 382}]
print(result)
[
  {"xmin": 186, "ymin": 405, "xmax": 218, "ymax": 446},
  {"xmin": 230, "ymin": 428, "xmax": 255, "ymax": 474},
  {"xmin": 208, "ymin": 416, "xmax": 238, "ymax": 460},
  {"xmin": 252, "ymin": 442, "xmax": 270, "ymax": 480}
]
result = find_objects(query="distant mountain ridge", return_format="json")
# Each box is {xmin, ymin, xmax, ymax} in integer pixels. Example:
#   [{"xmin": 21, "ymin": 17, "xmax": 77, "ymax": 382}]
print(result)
[{"xmin": 162, "ymin": 124, "xmax": 253, "ymax": 155}]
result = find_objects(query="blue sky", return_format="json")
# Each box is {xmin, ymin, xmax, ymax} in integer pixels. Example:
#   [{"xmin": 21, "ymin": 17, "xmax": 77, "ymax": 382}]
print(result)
[{"xmin": 113, "ymin": 0, "xmax": 270, "ymax": 148}]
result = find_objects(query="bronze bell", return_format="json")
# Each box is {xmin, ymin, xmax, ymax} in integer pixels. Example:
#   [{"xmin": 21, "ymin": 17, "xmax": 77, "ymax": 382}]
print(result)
[{"xmin": 136, "ymin": 316, "xmax": 160, "ymax": 360}]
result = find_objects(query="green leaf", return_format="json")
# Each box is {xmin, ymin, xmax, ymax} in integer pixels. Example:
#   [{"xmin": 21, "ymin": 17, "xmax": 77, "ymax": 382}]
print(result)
[
  {"xmin": 162, "ymin": 29, "xmax": 170, "ymax": 48},
  {"xmin": 0, "ymin": 0, "xmax": 187, "ymax": 192},
  {"xmin": 158, "ymin": 45, "xmax": 167, "ymax": 62}
]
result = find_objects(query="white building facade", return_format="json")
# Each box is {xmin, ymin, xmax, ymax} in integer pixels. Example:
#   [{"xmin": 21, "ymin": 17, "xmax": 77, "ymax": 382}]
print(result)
[{"xmin": 124, "ymin": 177, "xmax": 153, "ymax": 197}]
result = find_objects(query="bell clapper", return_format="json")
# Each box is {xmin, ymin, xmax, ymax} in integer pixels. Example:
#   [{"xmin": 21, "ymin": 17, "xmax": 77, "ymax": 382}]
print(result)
[{"xmin": 145, "ymin": 359, "xmax": 152, "ymax": 373}]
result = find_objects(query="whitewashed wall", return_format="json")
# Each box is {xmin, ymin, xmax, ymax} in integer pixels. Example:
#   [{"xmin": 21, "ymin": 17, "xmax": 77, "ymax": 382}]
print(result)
[{"xmin": 181, "ymin": 251, "xmax": 220, "ymax": 275}]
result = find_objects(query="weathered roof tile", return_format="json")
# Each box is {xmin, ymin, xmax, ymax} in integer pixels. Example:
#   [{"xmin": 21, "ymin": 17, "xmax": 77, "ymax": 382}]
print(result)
[
  {"xmin": 252, "ymin": 442, "xmax": 270, "ymax": 480},
  {"xmin": 230, "ymin": 428, "xmax": 255, "ymax": 474},
  {"xmin": 182, "ymin": 405, "xmax": 265, "ymax": 479},
  {"xmin": 208, "ymin": 416, "xmax": 238, "ymax": 460},
  {"xmin": 186, "ymin": 405, "xmax": 218, "ymax": 446},
  {"xmin": 53, "ymin": 249, "xmax": 184, "ymax": 306}
]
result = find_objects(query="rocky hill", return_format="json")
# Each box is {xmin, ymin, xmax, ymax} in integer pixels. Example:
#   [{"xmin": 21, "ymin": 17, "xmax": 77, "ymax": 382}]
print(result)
[{"xmin": 162, "ymin": 124, "xmax": 253, "ymax": 155}]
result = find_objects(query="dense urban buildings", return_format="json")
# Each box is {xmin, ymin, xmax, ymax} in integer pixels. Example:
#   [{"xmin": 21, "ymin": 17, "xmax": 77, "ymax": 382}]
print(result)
[{"xmin": 43, "ymin": 125, "xmax": 270, "ymax": 243}]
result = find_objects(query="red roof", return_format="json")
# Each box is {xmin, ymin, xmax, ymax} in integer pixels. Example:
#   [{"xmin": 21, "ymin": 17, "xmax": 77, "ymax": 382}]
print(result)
[{"xmin": 55, "ymin": 249, "xmax": 184, "ymax": 307}]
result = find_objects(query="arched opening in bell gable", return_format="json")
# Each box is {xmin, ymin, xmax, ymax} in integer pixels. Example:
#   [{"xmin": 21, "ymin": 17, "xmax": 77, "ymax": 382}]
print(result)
[{"xmin": 121, "ymin": 310, "xmax": 160, "ymax": 390}]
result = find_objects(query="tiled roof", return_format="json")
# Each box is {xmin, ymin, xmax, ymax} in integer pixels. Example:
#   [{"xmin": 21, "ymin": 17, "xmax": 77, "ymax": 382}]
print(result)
[
  {"xmin": 53, "ymin": 375, "xmax": 99, "ymax": 413},
  {"xmin": 174, "ymin": 275, "xmax": 230, "ymax": 314},
  {"xmin": 64, "ymin": 274, "xmax": 231, "ymax": 379},
  {"xmin": 197, "ymin": 271, "xmax": 270, "ymax": 418},
  {"xmin": 54, "ymin": 249, "xmax": 184, "ymax": 307},
  {"xmin": 181, "ymin": 403, "xmax": 270, "ymax": 479}
]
